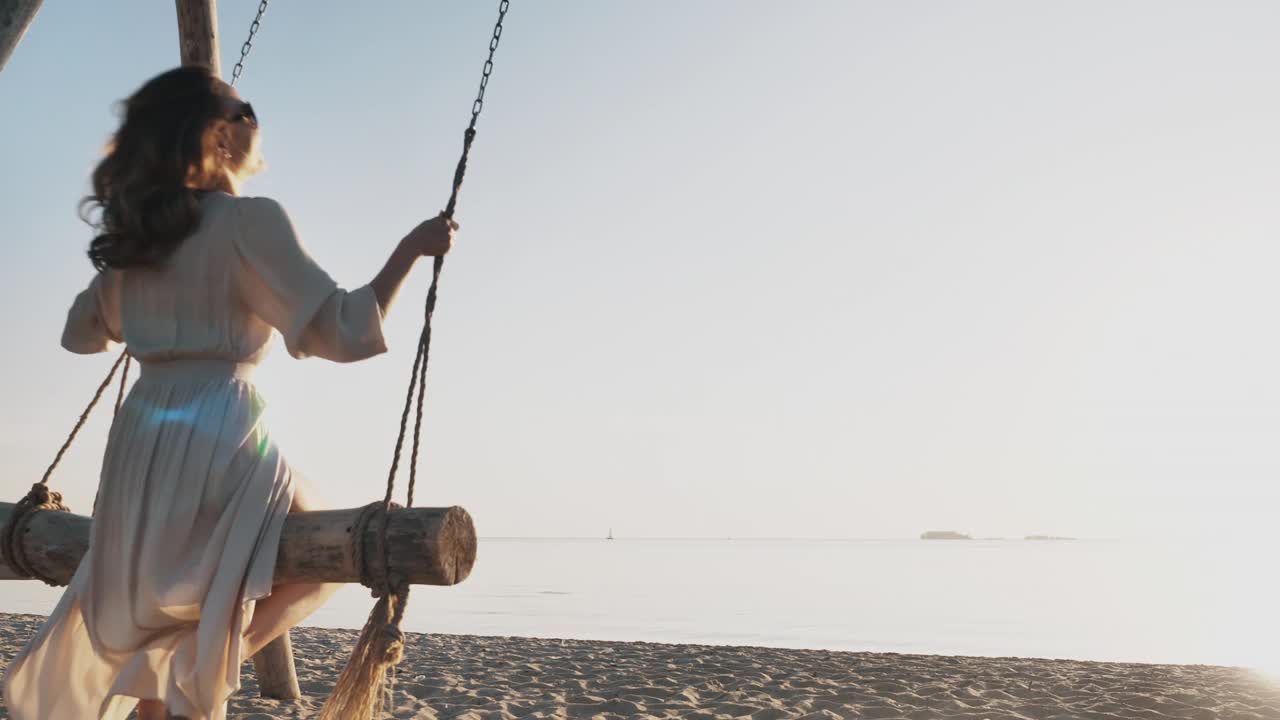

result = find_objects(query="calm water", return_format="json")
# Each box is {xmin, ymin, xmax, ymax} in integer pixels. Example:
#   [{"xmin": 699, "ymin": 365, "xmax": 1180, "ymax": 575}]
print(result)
[{"xmin": 6, "ymin": 538, "xmax": 1277, "ymax": 669}]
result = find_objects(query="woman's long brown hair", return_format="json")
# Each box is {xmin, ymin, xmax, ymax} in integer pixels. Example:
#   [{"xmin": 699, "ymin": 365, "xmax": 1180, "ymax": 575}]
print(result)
[{"xmin": 82, "ymin": 66, "xmax": 236, "ymax": 271}]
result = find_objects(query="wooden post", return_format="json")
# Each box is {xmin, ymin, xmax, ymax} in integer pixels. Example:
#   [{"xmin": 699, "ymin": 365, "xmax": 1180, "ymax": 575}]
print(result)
[
  {"xmin": 175, "ymin": 0, "xmax": 221, "ymax": 75},
  {"xmin": 252, "ymin": 629, "xmax": 302, "ymax": 700},
  {"xmin": 0, "ymin": 0, "xmax": 45, "ymax": 74},
  {"xmin": 176, "ymin": 5, "xmax": 286, "ymax": 700},
  {"xmin": 178, "ymin": 4, "xmax": 272, "ymax": 700}
]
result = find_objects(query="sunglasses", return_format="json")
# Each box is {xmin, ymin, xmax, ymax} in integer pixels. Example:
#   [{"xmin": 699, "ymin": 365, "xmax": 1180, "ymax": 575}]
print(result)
[{"xmin": 229, "ymin": 101, "xmax": 258, "ymax": 129}]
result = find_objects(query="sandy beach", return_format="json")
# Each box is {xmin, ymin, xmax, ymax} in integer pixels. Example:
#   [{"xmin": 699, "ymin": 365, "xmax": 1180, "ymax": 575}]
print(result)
[{"xmin": 2, "ymin": 612, "xmax": 1278, "ymax": 719}]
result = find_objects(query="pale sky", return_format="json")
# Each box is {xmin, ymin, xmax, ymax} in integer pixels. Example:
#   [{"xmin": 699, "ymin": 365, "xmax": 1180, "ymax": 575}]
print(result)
[{"xmin": 2, "ymin": 1, "xmax": 1279, "ymax": 541}]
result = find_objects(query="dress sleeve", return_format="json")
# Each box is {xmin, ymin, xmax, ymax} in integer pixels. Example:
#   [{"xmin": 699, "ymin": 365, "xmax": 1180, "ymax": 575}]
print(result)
[
  {"xmin": 61, "ymin": 270, "xmax": 123, "ymax": 354},
  {"xmin": 232, "ymin": 196, "xmax": 387, "ymax": 362}
]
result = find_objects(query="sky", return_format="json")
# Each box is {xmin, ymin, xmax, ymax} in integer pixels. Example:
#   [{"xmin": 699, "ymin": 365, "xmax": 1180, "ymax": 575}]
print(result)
[{"xmin": 2, "ymin": 1, "xmax": 1279, "ymax": 541}]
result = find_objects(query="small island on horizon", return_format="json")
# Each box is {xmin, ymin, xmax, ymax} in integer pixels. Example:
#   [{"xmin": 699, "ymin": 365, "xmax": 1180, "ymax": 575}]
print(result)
[
  {"xmin": 920, "ymin": 531, "xmax": 1080, "ymax": 541},
  {"xmin": 920, "ymin": 530, "xmax": 972, "ymax": 540}
]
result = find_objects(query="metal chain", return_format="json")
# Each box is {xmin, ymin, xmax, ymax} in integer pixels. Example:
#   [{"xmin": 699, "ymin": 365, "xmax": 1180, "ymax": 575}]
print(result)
[
  {"xmin": 230, "ymin": 0, "xmax": 270, "ymax": 86},
  {"xmin": 469, "ymin": 0, "xmax": 510, "ymax": 130},
  {"xmin": 406, "ymin": 0, "xmax": 511, "ymax": 508}
]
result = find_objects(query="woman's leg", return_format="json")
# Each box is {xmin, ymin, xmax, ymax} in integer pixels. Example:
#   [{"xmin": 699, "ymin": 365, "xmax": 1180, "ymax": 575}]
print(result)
[
  {"xmin": 144, "ymin": 482, "xmax": 339, "ymax": 716},
  {"xmin": 241, "ymin": 477, "xmax": 343, "ymax": 658}
]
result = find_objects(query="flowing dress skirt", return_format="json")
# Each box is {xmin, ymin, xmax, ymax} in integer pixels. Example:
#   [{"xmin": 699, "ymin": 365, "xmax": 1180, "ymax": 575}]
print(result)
[{"xmin": 3, "ymin": 359, "xmax": 297, "ymax": 720}]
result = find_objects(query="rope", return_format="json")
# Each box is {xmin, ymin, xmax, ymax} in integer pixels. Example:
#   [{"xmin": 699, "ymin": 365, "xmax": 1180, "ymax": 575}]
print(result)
[
  {"xmin": 373, "ymin": 0, "xmax": 504, "ymax": 642},
  {"xmin": 351, "ymin": 500, "xmax": 405, "ymax": 595},
  {"xmin": 320, "ymin": 4, "xmax": 509, "ymax": 718},
  {"xmin": 1, "ymin": 349, "xmax": 131, "ymax": 585},
  {"xmin": 39, "ymin": 350, "xmax": 131, "ymax": 486},
  {"xmin": 367, "ymin": 115, "xmax": 479, "ymax": 626},
  {"xmin": 114, "ymin": 352, "xmax": 131, "ymax": 417}
]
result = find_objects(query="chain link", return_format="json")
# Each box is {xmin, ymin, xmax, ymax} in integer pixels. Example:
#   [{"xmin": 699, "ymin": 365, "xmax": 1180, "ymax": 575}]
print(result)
[
  {"xmin": 469, "ymin": 0, "xmax": 510, "ymax": 128},
  {"xmin": 230, "ymin": 0, "xmax": 270, "ymax": 86}
]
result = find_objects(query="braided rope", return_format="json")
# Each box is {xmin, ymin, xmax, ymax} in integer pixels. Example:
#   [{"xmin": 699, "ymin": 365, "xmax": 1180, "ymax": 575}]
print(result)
[
  {"xmin": 351, "ymin": 500, "xmax": 405, "ymax": 596},
  {"xmin": 39, "ymin": 350, "xmax": 131, "ymax": 487},
  {"xmin": 1, "ymin": 350, "xmax": 131, "ymax": 585},
  {"xmin": 369, "ymin": 7, "xmax": 496, "ymax": 642},
  {"xmin": 322, "ymin": 5, "xmax": 508, "ymax": 717}
]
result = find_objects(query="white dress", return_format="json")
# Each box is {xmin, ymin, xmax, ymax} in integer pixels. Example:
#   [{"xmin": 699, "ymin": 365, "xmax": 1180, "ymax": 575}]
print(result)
[{"xmin": 2, "ymin": 192, "xmax": 387, "ymax": 720}]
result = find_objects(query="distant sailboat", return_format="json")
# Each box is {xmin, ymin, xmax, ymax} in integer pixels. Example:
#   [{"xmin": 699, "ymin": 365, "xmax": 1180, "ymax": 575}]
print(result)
[{"xmin": 607, "ymin": 528, "xmax": 614, "ymax": 541}]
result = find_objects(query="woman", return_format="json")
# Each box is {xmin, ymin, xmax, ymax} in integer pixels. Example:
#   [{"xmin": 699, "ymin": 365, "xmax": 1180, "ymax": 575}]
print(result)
[{"xmin": 1, "ymin": 66, "xmax": 457, "ymax": 720}]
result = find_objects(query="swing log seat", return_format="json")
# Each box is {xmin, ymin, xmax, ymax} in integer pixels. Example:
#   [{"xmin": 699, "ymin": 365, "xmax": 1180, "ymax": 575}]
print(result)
[{"xmin": 0, "ymin": 502, "xmax": 477, "ymax": 586}]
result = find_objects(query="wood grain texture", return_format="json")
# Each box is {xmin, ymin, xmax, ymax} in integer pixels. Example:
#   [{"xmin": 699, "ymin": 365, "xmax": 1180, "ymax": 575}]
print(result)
[
  {"xmin": 175, "ymin": 0, "xmax": 220, "ymax": 74},
  {"xmin": 0, "ymin": 0, "xmax": 45, "ymax": 74},
  {"xmin": 0, "ymin": 503, "xmax": 478, "ymax": 586},
  {"xmin": 252, "ymin": 631, "xmax": 302, "ymax": 699}
]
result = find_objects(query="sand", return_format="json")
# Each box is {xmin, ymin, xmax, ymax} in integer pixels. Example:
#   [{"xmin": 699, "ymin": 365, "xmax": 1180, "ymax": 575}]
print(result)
[{"xmin": 2, "ymin": 613, "xmax": 1278, "ymax": 719}]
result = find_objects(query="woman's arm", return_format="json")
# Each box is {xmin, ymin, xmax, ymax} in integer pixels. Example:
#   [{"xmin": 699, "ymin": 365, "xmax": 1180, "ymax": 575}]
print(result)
[
  {"xmin": 369, "ymin": 236, "xmax": 422, "ymax": 316},
  {"xmin": 372, "ymin": 214, "xmax": 458, "ymax": 315},
  {"xmin": 62, "ymin": 270, "xmax": 123, "ymax": 354},
  {"xmin": 232, "ymin": 198, "xmax": 457, "ymax": 361}
]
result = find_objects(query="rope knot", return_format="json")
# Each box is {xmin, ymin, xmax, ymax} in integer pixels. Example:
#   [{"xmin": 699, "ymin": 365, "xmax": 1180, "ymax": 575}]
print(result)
[
  {"xmin": 22, "ymin": 483, "xmax": 61, "ymax": 509},
  {"xmin": 378, "ymin": 623, "xmax": 406, "ymax": 664},
  {"xmin": 2, "ymin": 482, "xmax": 73, "ymax": 586},
  {"xmin": 386, "ymin": 570, "xmax": 407, "ymax": 590},
  {"xmin": 351, "ymin": 500, "xmax": 407, "ymax": 595}
]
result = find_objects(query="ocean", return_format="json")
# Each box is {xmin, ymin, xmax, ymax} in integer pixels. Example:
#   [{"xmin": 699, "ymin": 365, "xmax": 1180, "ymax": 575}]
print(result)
[{"xmin": 5, "ymin": 537, "xmax": 1276, "ymax": 670}]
